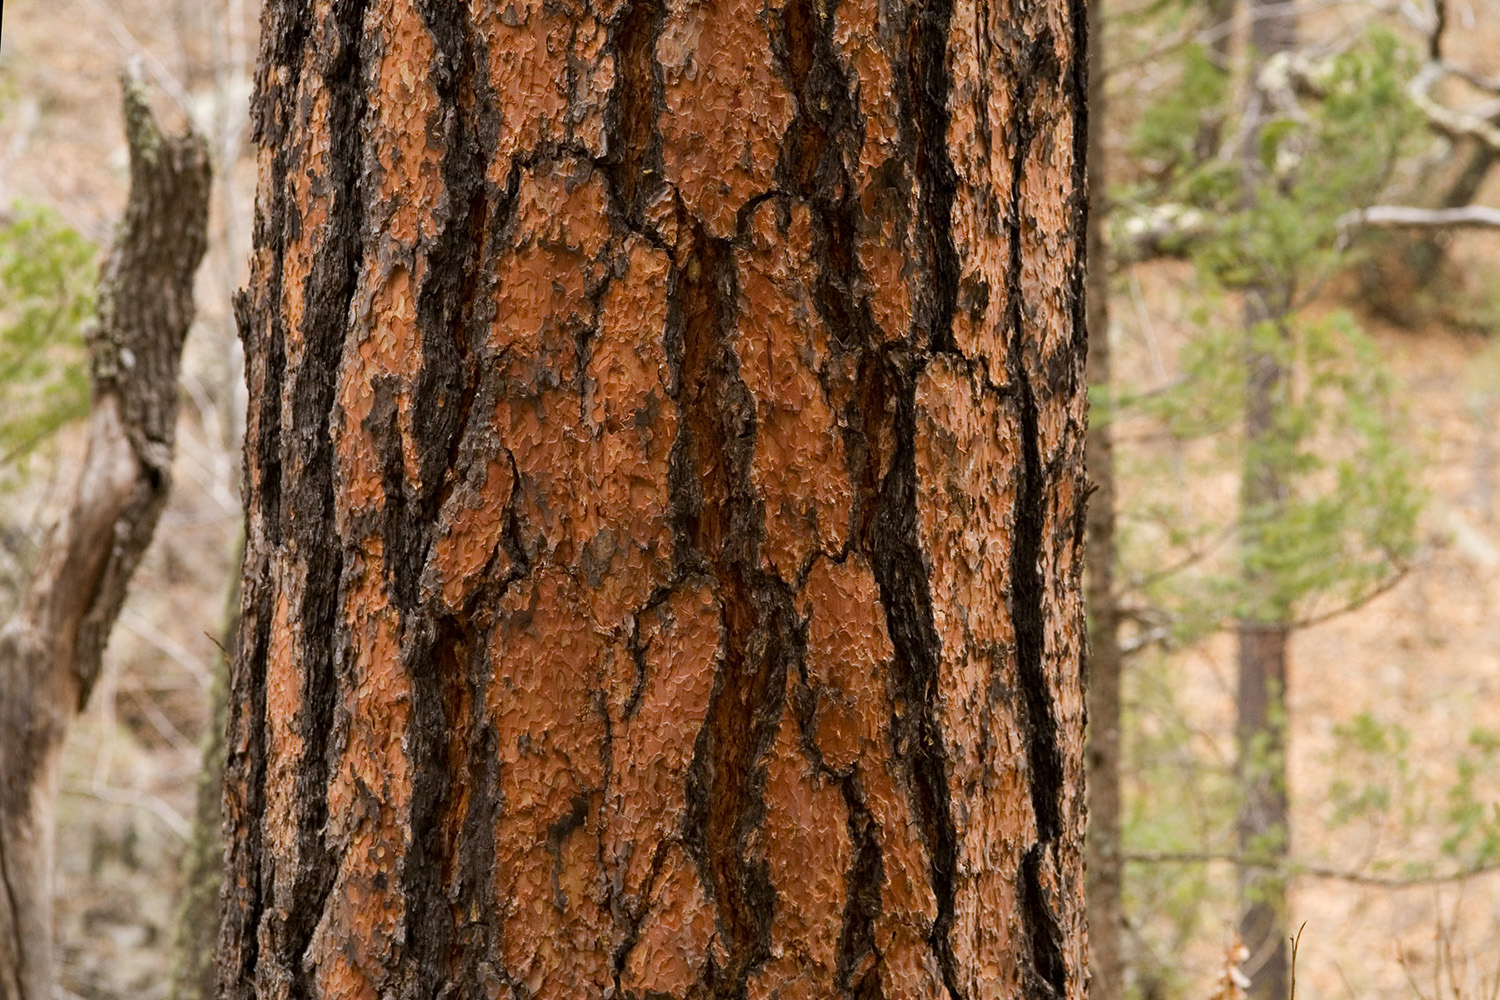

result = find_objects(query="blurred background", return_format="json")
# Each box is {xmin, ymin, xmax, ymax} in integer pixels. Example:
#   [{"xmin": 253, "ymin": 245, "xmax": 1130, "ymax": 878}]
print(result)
[
  {"xmin": 1, "ymin": 0, "xmax": 1499, "ymax": 997},
  {"xmin": 0, "ymin": 1, "xmax": 250, "ymax": 995}
]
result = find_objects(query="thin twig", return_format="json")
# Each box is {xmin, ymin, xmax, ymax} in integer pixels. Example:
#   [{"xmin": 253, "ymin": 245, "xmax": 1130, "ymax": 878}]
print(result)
[
  {"xmin": 1124, "ymin": 850, "xmax": 1500, "ymax": 888},
  {"xmin": 1289, "ymin": 922, "xmax": 1306, "ymax": 1000},
  {"xmin": 58, "ymin": 782, "xmax": 191, "ymax": 841},
  {"xmin": 1283, "ymin": 563, "xmax": 1411, "ymax": 630}
]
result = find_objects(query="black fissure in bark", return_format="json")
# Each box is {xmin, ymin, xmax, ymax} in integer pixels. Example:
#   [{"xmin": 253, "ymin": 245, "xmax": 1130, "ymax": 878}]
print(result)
[
  {"xmin": 604, "ymin": 0, "xmax": 668, "ymax": 226},
  {"xmin": 905, "ymin": 0, "xmax": 960, "ymax": 355},
  {"xmin": 1010, "ymin": 377, "xmax": 1062, "ymax": 845},
  {"xmin": 835, "ymin": 773, "xmax": 886, "ymax": 1000},
  {"xmin": 1002, "ymin": 29, "xmax": 1067, "ymax": 851},
  {"xmin": 362, "ymin": 5, "xmax": 507, "ymax": 991},
  {"xmin": 220, "ymin": 0, "xmax": 316, "ymax": 983},
  {"xmin": 999, "ymin": 29, "xmax": 1079, "ymax": 1000},
  {"xmin": 249, "ymin": 307, "xmax": 284, "ymax": 551},
  {"xmin": 270, "ymin": 0, "xmax": 369, "ymax": 991},
  {"xmin": 772, "ymin": 0, "xmax": 898, "ymax": 392},
  {"xmin": 774, "ymin": 0, "xmax": 863, "ymax": 204},
  {"xmin": 670, "ymin": 236, "xmax": 794, "ymax": 1000},
  {"xmin": 1021, "ymin": 845, "xmax": 1068, "ymax": 1000},
  {"xmin": 865, "ymin": 353, "xmax": 964, "ymax": 1000},
  {"xmin": 242, "ymin": 0, "xmax": 314, "ymax": 552}
]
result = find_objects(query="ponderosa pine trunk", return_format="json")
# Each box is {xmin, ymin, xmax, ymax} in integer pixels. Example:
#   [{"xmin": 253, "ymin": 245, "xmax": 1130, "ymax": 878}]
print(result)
[
  {"xmin": 221, "ymin": 1, "xmax": 1091, "ymax": 997},
  {"xmin": 1237, "ymin": 1, "xmax": 1298, "ymax": 996},
  {"xmin": 1084, "ymin": 0, "xmax": 1126, "ymax": 995},
  {"xmin": 0, "ymin": 83, "xmax": 209, "ymax": 1000}
]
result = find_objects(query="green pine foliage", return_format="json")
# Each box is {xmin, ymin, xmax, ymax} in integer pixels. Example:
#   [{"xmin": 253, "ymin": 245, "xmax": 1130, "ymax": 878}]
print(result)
[
  {"xmin": 1115, "ymin": 28, "xmax": 1425, "ymax": 642},
  {"xmin": 0, "ymin": 204, "xmax": 96, "ymax": 475},
  {"xmin": 1322, "ymin": 712, "xmax": 1500, "ymax": 878},
  {"xmin": 1104, "ymin": 18, "xmax": 1438, "ymax": 998}
]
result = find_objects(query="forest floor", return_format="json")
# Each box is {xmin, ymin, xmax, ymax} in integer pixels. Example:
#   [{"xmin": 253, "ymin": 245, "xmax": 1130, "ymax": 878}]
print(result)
[{"xmin": 3, "ymin": 0, "xmax": 1500, "ymax": 998}]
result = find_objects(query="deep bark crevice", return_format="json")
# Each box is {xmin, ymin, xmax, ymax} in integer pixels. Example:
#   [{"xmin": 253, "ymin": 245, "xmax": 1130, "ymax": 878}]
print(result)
[
  {"xmin": 1011, "ymin": 379, "xmax": 1063, "ymax": 846},
  {"xmin": 774, "ymin": 0, "xmax": 863, "ymax": 208},
  {"xmin": 605, "ymin": 0, "xmax": 668, "ymax": 228},
  {"xmin": 997, "ymin": 28, "xmax": 1079, "ymax": 1000},
  {"xmin": 279, "ymin": 0, "xmax": 369, "ymax": 977},
  {"xmin": 904, "ymin": 0, "xmax": 960, "ymax": 354},
  {"xmin": 669, "ymin": 234, "xmax": 796, "ymax": 998},
  {"xmin": 451, "ymin": 628, "xmax": 505, "ymax": 997},
  {"xmin": 1021, "ymin": 845, "xmax": 1068, "ymax": 1000},
  {"xmin": 835, "ymin": 774, "xmax": 886, "ymax": 1000},
  {"xmin": 396, "ymin": 7, "xmax": 505, "ymax": 990},
  {"xmin": 1000, "ymin": 29, "xmax": 1069, "ymax": 854},
  {"xmin": 864, "ymin": 358, "xmax": 963, "ymax": 1000},
  {"xmin": 241, "ymin": 0, "xmax": 311, "ymax": 553}
]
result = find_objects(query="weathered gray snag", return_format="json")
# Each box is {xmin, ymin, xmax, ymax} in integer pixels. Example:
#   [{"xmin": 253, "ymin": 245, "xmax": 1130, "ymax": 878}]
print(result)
[
  {"xmin": 223, "ymin": 2, "xmax": 1090, "ymax": 998},
  {"xmin": 0, "ymin": 82, "xmax": 210, "ymax": 1000}
]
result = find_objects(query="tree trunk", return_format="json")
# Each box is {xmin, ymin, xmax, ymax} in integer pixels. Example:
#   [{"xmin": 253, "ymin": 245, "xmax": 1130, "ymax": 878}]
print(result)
[
  {"xmin": 169, "ymin": 550, "xmax": 240, "ymax": 1000},
  {"xmin": 1196, "ymin": 0, "xmax": 1235, "ymax": 159},
  {"xmin": 221, "ymin": 2, "xmax": 1091, "ymax": 997},
  {"xmin": 1206, "ymin": 0, "xmax": 1233, "ymax": 61},
  {"xmin": 1084, "ymin": 0, "xmax": 1126, "ymax": 997},
  {"xmin": 1236, "ymin": 2, "xmax": 1298, "ymax": 996},
  {"xmin": 0, "ymin": 83, "xmax": 209, "ymax": 1000}
]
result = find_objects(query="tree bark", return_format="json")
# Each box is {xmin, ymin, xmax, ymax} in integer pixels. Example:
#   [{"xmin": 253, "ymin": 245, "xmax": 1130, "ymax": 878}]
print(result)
[
  {"xmin": 1084, "ymin": 0, "xmax": 1126, "ymax": 997},
  {"xmin": 222, "ymin": 2, "xmax": 1091, "ymax": 998},
  {"xmin": 0, "ymin": 82, "xmax": 209, "ymax": 1000},
  {"xmin": 1236, "ymin": 2, "xmax": 1297, "ymax": 996}
]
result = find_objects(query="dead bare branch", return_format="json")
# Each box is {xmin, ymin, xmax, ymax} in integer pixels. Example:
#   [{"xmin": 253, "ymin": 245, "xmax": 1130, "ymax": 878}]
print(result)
[
  {"xmin": 1410, "ymin": 62, "xmax": 1500, "ymax": 152},
  {"xmin": 1124, "ymin": 850, "xmax": 1500, "ymax": 888},
  {"xmin": 1341, "ymin": 204, "xmax": 1500, "ymax": 231}
]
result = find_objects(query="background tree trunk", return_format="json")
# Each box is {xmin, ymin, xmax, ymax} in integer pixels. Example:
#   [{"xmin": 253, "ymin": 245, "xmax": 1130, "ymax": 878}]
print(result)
[
  {"xmin": 168, "ymin": 551, "xmax": 240, "ymax": 1000},
  {"xmin": 221, "ymin": 1, "xmax": 1090, "ymax": 997},
  {"xmin": 1237, "ymin": 2, "xmax": 1298, "ymax": 995},
  {"xmin": 0, "ymin": 82, "xmax": 209, "ymax": 1000},
  {"xmin": 1085, "ymin": 0, "xmax": 1127, "ymax": 995}
]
